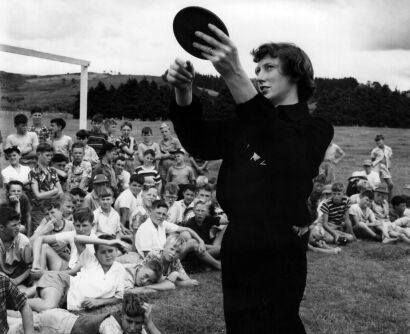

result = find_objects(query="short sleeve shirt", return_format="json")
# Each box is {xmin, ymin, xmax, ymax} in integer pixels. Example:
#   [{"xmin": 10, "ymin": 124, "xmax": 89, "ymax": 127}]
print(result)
[
  {"xmin": 28, "ymin": 164, "xmax": 60, "ymax": 208},
  {"xmin": 28, "ymin": 125, "xmax": 53, "ymax": 144},
  {"xmin": 116, "ymin": 136, "xmax": 136, "ymax": 160},
  {"xmin": 185, "ymin": 216, "xmax": 221, "ymax": 244},
  {"xmin": 145, "ymin": 249, "xmax": 188, "ymax": 279},
  {"xmin": 93, "ymin": 207, "xmax": 121, "ymax": 236},
  {"xmin": 320, "ymin": 197, "xmax": 350, "ymax": 226},
  {"xmin": 0, "ymin": 233, "xmax": 31, "ymax": 278},
  {"xmin": 51, "ymin": 135, "xmax": 72, "ymax": 158},
  {"xmin": 65, "ymin": 160, "xmax": 92, "ymax": 191},
  {"xmin": 349, "ymin": 203, "xmax": 375, "ymax": 224},
  {"xmin": 5, "ymin": 132, "xmax": 39, "ymax": 164},
  {"xmin": 1, "ymin": 164, "xmax": 31, "ymax": 185}
]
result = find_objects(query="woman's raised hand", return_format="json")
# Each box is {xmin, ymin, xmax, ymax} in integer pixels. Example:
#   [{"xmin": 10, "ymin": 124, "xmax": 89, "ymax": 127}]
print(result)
[{"xmin": 166, "ymin": 58, "xmax": 195, "ymax": 92}]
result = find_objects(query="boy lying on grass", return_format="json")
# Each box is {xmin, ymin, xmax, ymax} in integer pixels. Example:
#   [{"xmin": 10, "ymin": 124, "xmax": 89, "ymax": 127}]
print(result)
[{"xmin": 28, "ymin": 234, "xmax": 130, "ymax": 312}]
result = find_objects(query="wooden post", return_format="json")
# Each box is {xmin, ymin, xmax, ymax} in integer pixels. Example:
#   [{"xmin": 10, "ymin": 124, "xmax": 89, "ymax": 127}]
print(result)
[{"xmin": 80, "ymin": 65, "xmax": 88, "ymax": 129}]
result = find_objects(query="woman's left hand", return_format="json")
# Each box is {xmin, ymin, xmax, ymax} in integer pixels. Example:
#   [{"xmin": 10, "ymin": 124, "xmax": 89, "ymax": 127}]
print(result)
[{"xmin": 193, "ymin": 24, "xmax": 242, "ymax": 79}]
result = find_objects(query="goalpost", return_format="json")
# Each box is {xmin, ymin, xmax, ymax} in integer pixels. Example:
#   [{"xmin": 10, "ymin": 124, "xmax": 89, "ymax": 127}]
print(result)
[{"xmin": 0, "ymin": 44, "xmax": 90, "ymax": 129}]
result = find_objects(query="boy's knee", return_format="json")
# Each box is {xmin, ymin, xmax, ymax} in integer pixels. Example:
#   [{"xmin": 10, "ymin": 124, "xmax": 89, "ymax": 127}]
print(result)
[{"xmin": 179, "ymin": 231, "xmax": 192, "ymax": 241}]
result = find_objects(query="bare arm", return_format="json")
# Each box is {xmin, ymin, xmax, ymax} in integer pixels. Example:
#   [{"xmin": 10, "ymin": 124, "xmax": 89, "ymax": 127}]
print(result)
[
  {"xmin": 32, "ymin": 235, "xmax": 58, "ymax": 268},
  {"xmin": 20, "ymin": 302, "xmax": 34, "ymax": 334},
  {"xmin": 344, "ymin": 210, "xmax": 356, "ymax": 238},
  {"xmin": 144, "ymin": 279, "xmax": 176, "ymax": 291},
  {"xmin": 12, "ymin": 269, "xmax": 31, "ymax": 286}
]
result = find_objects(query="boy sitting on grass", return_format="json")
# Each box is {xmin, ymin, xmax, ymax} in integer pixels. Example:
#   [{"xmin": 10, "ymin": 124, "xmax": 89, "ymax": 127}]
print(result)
[
  {"xmin": 320, "ymin": 182, "xmax": 356, "ymax": 244},
  {"xmin": 306, "ymin": 224, "xmax": 342, "ymax": 255},
  {"xmin": 0, "ymin": 204, "xmax": 32, "ymax": 287},
  {"xmin": 163, "ymin": 182, "xmax": 183, "ymax": 224},
  {"xmin": 28, "ymin": 234, "xmax": 129, "ymax": 312},
  {"xmin": 9, "ymin": 292, "xmax": 161, "ymax": 334},
  {"xmin": 93, "ymin": 188, "xmax": 121, "ymax": 237}
]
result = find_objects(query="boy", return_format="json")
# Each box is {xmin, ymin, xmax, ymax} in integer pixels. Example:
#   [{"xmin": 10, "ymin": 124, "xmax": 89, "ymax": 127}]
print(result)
[
  {"xmin": 307, "ymin": 224, "xmax": 342, "ymax": 255},
  {"xmin": 389, "ymin": 195, "xmax": 406, "ymax": 222},
  {"xmin": 371, "ymin": 134, "xmax": 393, "ymax": 199},
  {"xmin": 28, "ymin": 143, "xmax": 63, "ymax": 235},
  {"xmin": 115, "ymin": 174, "xmax": 145, "ymax": 227},
  {"xmin": 88, "ymin": 114, "xmax": 108, "ymax": 159},
  {"xmin": 352, "ymin": 159, "xmax": 381, "ymax": 190},
  {"xmin": 175, "ymin": 184, "xmax": 196, "ymax": 223},
  {"xmin": 28, "ymin": 106, "xmax": 52, "ymax": 144},
  {"xmin": 30, "ymin": 200, "xmax": 75, "ymax": 271},
  {"xmin": 349, "ymin": 190, "xmax": 388, "ymax": 241},
  {"xmin": 84, "ymin": 174, "xmax": 109, "ymax": 212},
  {"xmin": 349, "ymin": 179, "xmax": 372, "ymax": 205},
  {"xmin": 65, "ymin": 142, "xmax": 92, "ymax": 192},
  {"xmin": 0, "ymin": 204, "xmax": 32, "ymax": 287},
  {"xmin": 320, "ymin": 182, "xmax": 355, "ymax": 243},
  {"xmin": 371, "ymin": 186, "xmax": 390, "ymax": 223},
  {"xmin": 163, "ymin": 182, "xmax": 183, "ymax": 224},
  {"xmin": 321, "ymin": 141, "xmax": 345, "ymax": 184},
  {"xmin": 122, "ymin": 257, "xmax": 165, "ymax": 291},
  {"xmin": 50, "ymin": 153, "xmax": 69, "ymax": 191},
  {"xmin": 135, "ymin": 149, "xmax": 162, "ymax": 190},
  {"xmin": 114, "ymin": 156, "xmax": 131, "ymax": 192},
  {"xmin": 30, "ymin": 208, "xmax": 97, "ymax": 276},
  {"xmin": 137, "ymin": 127, "xmax": 161, "ymax": 164},
  {"xmin": 93, "ymin": 188, "xmax": 121, "ymax": 237},
  {"xmin": 29, "ymin": 234, "xmax": 128, "ymax": 312},
  {"xmin": 166, "ymin": 148, "xmax": 195, "ymax": 197},
  {"xmin": 50, "ymin": 118, "xmax": 73, "ymax": 160},
  {"xmin": 5, "ymin": 113, "xmax": 39, "ymax": 166},
  {"xmin": 1, "ymin": 272, "xmax": 34, "ymax": 334},
  {"xmin": 104, "ymin": 118, "xmax": 118, "ymax": 144},
  {"xmin": 1, "ymin": 146, "xmax": 31, "ymax": 187},
  {"xmin": 70, "ymin": 187, "xmax": 86, "ymax": 210},
  {"xmin": 76, "ymin": 129, "xmax": 99, "ymax": 166},
  {"xmin": 10, "ymin": 292, "xmax": 160, "ymax": 334},
  {"xmin": 6, "ymin": 180, "xmax": 31, "ymax": 235},
  {"xmin": 116, "ymin": 121, "xmax": 136, "ymax": 172},
  {"xmin": 90, "ymin": 142, "xmax": 118, "ymax": 196}
]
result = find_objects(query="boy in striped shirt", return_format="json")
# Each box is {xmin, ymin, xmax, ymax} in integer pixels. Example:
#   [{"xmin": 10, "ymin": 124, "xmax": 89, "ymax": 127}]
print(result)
[{"xmin": 320, "ymin": 182, "xmax": 356, "ymax": 243}]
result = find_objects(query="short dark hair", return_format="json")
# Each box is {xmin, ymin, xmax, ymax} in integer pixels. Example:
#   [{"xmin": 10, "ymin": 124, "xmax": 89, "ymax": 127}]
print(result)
[
  {"xmin": 391, "ymin": 195, "xmax": 406, "ymax": 208},
  {"xmin": 6, "ymin": 180, "xmax": 24, "ymax": 192},
  {"xmin": 50, "ymin": 118, "xmax": 66, "ymax": 130},
  {"xmin": 197, "ymin": 184, "xmax": 213, "ymax": 193},
  {"xmin": 164, "ymin": 182, "xmax": 179, "ymax": 195},
  {"xmin": 251, "ymin": 43, "xmax": 315, "ymax": 102},
  {"xmin": 44, "ymin": 199, "xmax": 61, "ymax": 211},
  {"xmin": 36, "ymin": 143, "xmax": 54, "ymax": 154},
  {"xmin": 76, "ymin": 129, "xmax": 89, "ymax": 139},
  {"xmin": 51, "ymin": 153, "xmax": 68, "ymax": 164},
  {"xmin": 30, "ymin": 106, "xmax": 42, "ymax": 115},
  {"xmin": 70, "ymin": 187, "xmax": 87, "ymax": 198},
  {"xmin": 91, "ymin": 114, "xmax": 104, "ymax": 123},
  {"xmin": 183, "ymin": 184, "xmax": 197, "ymax": 194},
  {"xmin": 360, "ymin": 190, "xmax": 374, "ymax": 200},
  {"xmin": 141, "ymin": 127, "xmax": 152, "ymax": 135},
  {"xmin": 0, "ymin": 204, "xmax": 21, "ymax": 227},
  {"xmin": 14, "ymin": 114, "xmax": 28, "ymax": 126},
  {"xmin": 73, "ymin": 207, "xmax": 94, "ymax": 224},
  {"xmin": 72, "ymin": 142, "xmax": 85, "ymax": 151},
  {"xmin": 143, "ymin": 149, "xmax": 155, "ymax": 157},
  {"xmin": 375, "ymin": 134, "xmax": 384, "ymax": 141},
  {"xmin": 101, "ymin": 142, "xmax": 115, "ymax": 156},
  {"xmin": 142, "ymin": 257, "xmax": 163, "ymax": 283},
  {"xmin": 121, "ymin": 121, "xmax": 132, "ymax": 130},
  {"xmin": 122, "ymin": 292, "xmax": 146, "ymax": 318},
  {"xmin": 114, "ymin": 156, "xmax": 126, "ymax": 163},
  {"xmin": 130, "ymin": 174, "xmax": 145, "ymax": 186},
  {"xmin": 331, "ymin": 182, "xmax": 344, "ymax": 193},
  {"xmin": 151, "ymin": 199, "xmax": 168, "ymax": 211},
  {"xmin": 94, "ymin": 234, "xmax": 116, "ymax": 252}
]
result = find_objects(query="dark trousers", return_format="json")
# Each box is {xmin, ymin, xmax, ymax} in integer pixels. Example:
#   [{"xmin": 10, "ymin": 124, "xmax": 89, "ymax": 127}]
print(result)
[{"xmin": 221, "ymin": 223, "xmax": 307, "ymax": 334}]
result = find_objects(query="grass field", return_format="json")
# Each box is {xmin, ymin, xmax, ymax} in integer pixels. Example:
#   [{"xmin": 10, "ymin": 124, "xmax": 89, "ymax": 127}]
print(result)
[{"xmin": 1, "ymin": 112, "xmax": 410, "ymax": 333}]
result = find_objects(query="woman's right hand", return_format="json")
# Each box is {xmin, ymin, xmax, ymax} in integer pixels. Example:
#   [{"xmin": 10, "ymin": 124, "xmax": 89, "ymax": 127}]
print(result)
[{"xmin": 166, "ymin": 58, "xmax": 195, "ymax": 106}]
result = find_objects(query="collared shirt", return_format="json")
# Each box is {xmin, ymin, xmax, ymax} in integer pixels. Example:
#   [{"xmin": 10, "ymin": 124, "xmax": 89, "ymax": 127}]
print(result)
[
  {"xmin": 114, "ymin": 189, "xmax": 142, "ymax": 221},
  {"xmin": 99, "ymin": 314, "xmax": 147, "ymax": 334},
  {"xmin": 134, "ymin": 218, "xmax": 179, "ymax": 256},
  {"xmin": 0, "ymin": 233, "xmax": 31, "ymax": 278},
  {"xmin": 28, "ymin": 164, "xmax": 59, "ymax": 208},
  {"xmin": 371, "ymin": 145, "xmax": 392, "ymax": 170},
  {"xmin": 0, "ymin": 272, "xmax": 27, "ymax": 334},
  {"xmin": 28, "ymin": 125, "xmax": 52, "ymax": 144},
  {"xmin": 84, "ymin": 191, "xmax": 100, "ymax": 212},
  {"xmin": 116, "ymin": 136, "xmax": 136, "ymax": 160},
  {"xmin": 65, "ymin": 160, "xmax": 92, "ymax": 191},
  {"xmin": 1, "ymin": 164, "xmax": 31, "ymax": 185},
  {"xmin": 83, "ymin": 145, "xmax": 99, "ymax": 166},
  {"xmin": 93, "ymin": 207, "xmax": 121, "ymax": 236},
  {"xmin": 51, "ymin": 135, "xmax": 72, "ymax": 159},
  {"xmin": 5, "ymin": 132, "xmax": 39, "ymax": 165},
  {"xmin": 91, "ymin": 160, "xmax": 118, "ymax": 194},
  {"xmin": 67, "ymin": 248, "xmax": 125, "ymax": 311}
]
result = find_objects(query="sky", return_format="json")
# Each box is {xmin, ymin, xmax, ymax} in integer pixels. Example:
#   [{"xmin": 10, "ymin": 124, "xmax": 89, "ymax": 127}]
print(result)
[{"xmin": 1, "ymin": 0, "xmax": 409, "ymax": 91}]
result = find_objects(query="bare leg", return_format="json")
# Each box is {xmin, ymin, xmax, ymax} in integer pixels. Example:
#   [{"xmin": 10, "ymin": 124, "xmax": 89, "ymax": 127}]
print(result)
[
  {"xmin": 354, "ymin": 222, "xmax": 381, "ymax": 240},
  {"xmin": 383, "ymin": 178, "xmax": 393, "ymax": 201},
  {"xmin": 28, "ymin": 287, "xmax": 62, "ymax": 312},
  {"xmin": 40, "ymin": 244, "xmax": 65, "ymax": 271}
]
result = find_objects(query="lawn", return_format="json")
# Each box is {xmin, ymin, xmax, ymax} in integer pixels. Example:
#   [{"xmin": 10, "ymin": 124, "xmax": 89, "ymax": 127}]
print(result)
[{"xmin": 1, "ymin": 112, "xmax": 410, "ymax": 333}]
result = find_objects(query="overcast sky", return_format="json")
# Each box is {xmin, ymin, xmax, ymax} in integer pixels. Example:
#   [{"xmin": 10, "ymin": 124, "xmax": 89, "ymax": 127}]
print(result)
[{"xmin": 1, "ymin": 0, "xmax": 409, "ymax": 90}]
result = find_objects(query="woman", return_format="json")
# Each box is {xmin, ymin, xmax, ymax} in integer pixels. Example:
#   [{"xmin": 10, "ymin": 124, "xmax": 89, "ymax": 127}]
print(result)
[
  {"xmin": 1, "ymin": 146, "xmax": 31, "ymax": 190},
  {"xmin": 157, "ymin": 123, "xmax": 182, "ymax": 181},
  {"xmin": 166, "ymin": 25, "xmax": 333, "ymax": 333}
]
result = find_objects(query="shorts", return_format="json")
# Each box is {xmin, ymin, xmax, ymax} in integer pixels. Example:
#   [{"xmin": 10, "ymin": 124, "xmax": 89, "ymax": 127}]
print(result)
[
  {"xmin": 37, "ymin": 271, "xmax": 70, "ymax": 308},
  {"xmin": 378, "ymin": 164, "xmax": 391, "ymax": 179}
]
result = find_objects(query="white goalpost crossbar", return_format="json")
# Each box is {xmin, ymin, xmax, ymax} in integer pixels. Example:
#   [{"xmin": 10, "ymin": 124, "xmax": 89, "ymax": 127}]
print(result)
[{"xmin": 0, "ymin": 44, "xmax": 90, "ymax": 129}]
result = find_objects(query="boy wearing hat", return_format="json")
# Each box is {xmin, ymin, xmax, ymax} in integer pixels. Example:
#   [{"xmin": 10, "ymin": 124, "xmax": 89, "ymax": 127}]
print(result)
[
  {"xmin": 166, "ymin": 148, "xmax": 195, "ymax": 198},
  {"xmin": 84, "ymin": 174, "xmax": 109, "ymax": 212},
  {"xmin": 352, "ymin": 159, "xmax": 381, "ymax": 190},
  {"xmin": 371, "ymin": 134, "xmax": 393, "ymax": 199},
  {"xmin": 91, "ymin": 142, "xmax": 118, "ymax": 196}
]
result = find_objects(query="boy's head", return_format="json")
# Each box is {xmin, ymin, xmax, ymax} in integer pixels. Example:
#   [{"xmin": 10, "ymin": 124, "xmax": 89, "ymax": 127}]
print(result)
[
  {"xmin": 76, "ymin": 129, "xmax": 89, "ymax": 145},
  {"xmin": 142, "ymin": 186, "xmax": 158, "ymax": 208},
  {"xmin": 374, "ymin": 187, "xmax": 388, "ymax": 205},
  {"xmin": 71, "ymin": 142, "xmax": 85, "ymax": 162},
  {"xmin": 308, "ymin": 224, "xmax": 325, "ymax": 246},
  {"xmin": 50, "ymin": 118, "xmax": 66, "ymax": 133},
  {"xmin": 163, "ymin": 182, "xmax": 179, "ymax": 206},
  {"xmin": 193, "ymin": 201, "xmax": 209, "ymax": 223},
  {"xmin": 159, "ymin": 123, "xmax": 171, "ymax": 137},
  {"xmin": 172, "ymin": 149, "xmax": 185, "ymax": 164},
  {"xmin": 196, "ymin": 184, "xmax": 213, "ymax": 204},
  {"xmin": 36, "ymin": 143, "xmax": 54, "ymax": 165},
  {"xmin": 93, "ymin": 234, "xmax": 118, "ymax": 268},
  {"xmin": 0, "ymin": 204, "xmax": 21, "ymax": 239},
  {"xmin": 135, "ymin": 258, "xmax": 163, "ymax": 287},
  {"xmin": 375, "ymin": 134, "xmax": 384, "ymax": 148},
  {"xmin": 359, "ymin": 190, "xmax": 374, "ymax": 208},
  {"xmin": 182, "ymin": 184, "xmax": 196, "ymax": 206},
  {"xmin": 143, "ymin": 149, "xmax": 155, "ymax": 165},
  {"xmin": 129, "ymin": 174, "xmax": 145, "ymax": 196},
  {"xmin": 196, "ymin": 175, "xmax": 208, "ymax": 188},
  {"xmin": 163, "ymin": 234, "xmax": 186, "ymax": 262},
  {"xmin": 44, "ymin": 199, "xmax": 63, "ymax": 221},
  {"xmin": 101, "ymin": 142, "xmax": 116, "ymax": 162},
  {"xmin": 121, "ymin": 121, "xmax": 132, "ymax": 137},
  {"xmin": 104, "ymin": 118, "xmax": 117, "ymax": 134},
  {"xmin": 363, "ymin": 160, "xmax": 372, "ymax": 173},
  {"xmin": 331, "ymin": 182, "xmax": 344, "ymax": 204},
  {"xmin": 320, "ymin": 184, "xmax": 332, "ymax": 200},
  {"xmin": 31, "ymin": 107, "xmax": 43, "ymax": 125},
  {"xmin": 141, "ymin": 127, "xmax": 153, "ymax": 142},
  {"xmin": 121, "ymin": 293, "xmax": 146, "ymax": 334},
  {"xmin": 14, "ymin": 114, "xmax": 28, "ymax": 135},
  {"xmin": 70, "ymin": 187, "xmax": 86, "ymax": 209},
  {"xmin": 61, "ymin": 194, "xmax": 74, "ymax": 219},
  {"xmin": 51, "ymin": 153, "xmax": 68, "ymax": 170},
  {"xmin": 7, "ymin": 180, "xmax": 24, "ymax": 201},
  {"xmin": 93, "ymin": 174, "xmax": 110, "ymax": 194},
  {"xmin": 99, "ymin": 188, "xmax": 114, "ymax": 210},
  {"xmin": 114, "ymin": 156, "xmax": 126, "ymax": 174},
  {"xmin": 391, "ymin": 195, "xmax": 406, "ymax": 215},
  {"xmin": 357, "ymin": 180, "xmax": 372, "ymax": 193},
  {"xmin": 91, "ymin": 114, "xmax": 104, "ymax": 132},
  {"xmin": 150, "ymin": 200, "xmax": 169, "ymax": 225},
  {"xmin": 4, "ymin": 146, "xmax": 22, "ymax": 165},
  {"xmin": 73, "ymin": 207, "xmax": 94, "ymax": 235}
]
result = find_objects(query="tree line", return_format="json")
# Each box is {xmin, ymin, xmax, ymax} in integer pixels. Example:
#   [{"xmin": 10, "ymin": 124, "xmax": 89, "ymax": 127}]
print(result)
[{"xmin": 72, "ymin": 74, "xmax": 410, "ymax": 127}]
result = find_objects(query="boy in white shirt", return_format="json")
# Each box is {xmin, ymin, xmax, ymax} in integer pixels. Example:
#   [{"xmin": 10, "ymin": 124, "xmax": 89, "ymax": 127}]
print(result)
[
  {"xmin": 163, "ymin": 182, "xmax": 183, "ymax": 224},
  {"xmin": 50, "ymin": 118, "xmax": 73, "ymax": 160},
  {"xmin": 93, "ymin": 188, "xmax": 121, "ymax": 237},
  {"xmin": 28, "ymin": 233, "xmax": 129, "ymax": 312}
]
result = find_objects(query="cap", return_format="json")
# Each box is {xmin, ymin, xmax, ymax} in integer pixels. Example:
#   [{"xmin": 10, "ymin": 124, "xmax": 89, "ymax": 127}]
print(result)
[
  {"xmin": 374, "ymin": 186, "xmax": 389, "ymax": 194},
  {"xmin": 93, "ymin": 174, "xmax": 109, "ymax": 184},
  {"xmin": 171, "ymin": 148, "xmax": 185, "ymax": 155},
  {"xmin": 363, "ymin": 160, "xmax": 372, "ymax": 167}
]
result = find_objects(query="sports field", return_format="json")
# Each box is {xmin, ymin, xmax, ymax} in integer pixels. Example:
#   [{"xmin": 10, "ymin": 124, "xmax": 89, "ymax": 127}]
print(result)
[{"xmin": 1, "ymin": 112, "xmax": 409, "ymax": 333}]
